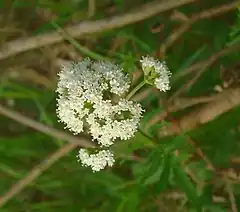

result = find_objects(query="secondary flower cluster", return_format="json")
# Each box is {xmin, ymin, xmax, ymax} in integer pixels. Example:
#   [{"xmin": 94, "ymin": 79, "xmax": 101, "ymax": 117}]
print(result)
[
  {"xmin": 56, "ymin": 59, "xmax": 144, "ymax": 171},
  {"xmin": 140, "ymin": 56, "xmax": 171, "ymax": 92}
]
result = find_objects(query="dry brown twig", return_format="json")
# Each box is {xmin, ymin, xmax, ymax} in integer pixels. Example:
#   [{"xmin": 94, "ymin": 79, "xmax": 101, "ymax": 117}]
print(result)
[
  {"xmin": 143, "ymin": 93, "xmax": 217, "ymax": 132},
  {"xmin": 160, "ymin": 0, "xmax": 240, "ymax": 57},
  {"xmin": 158, "ymin": 87, "xmax": 240, "ymax": 137},
  {"xmin": 0, "ymin": 0, "xmax": 196, "ymax": 60},
  {"xmin": 0, "ymin": 143, "xmax": 78, "ymax": 208}
]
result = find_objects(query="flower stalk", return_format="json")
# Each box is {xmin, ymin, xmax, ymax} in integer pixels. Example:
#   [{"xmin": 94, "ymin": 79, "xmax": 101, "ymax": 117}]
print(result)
[{"xmin": 126, "ymin": 81, "xmax": 146, "ymax": 100}]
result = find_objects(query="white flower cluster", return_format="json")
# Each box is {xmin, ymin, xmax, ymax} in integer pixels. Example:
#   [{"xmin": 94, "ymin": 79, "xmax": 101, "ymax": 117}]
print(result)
[
  {"xmin": 77, "ymin": 149, "xmax": 115, "ymax": 172},
  {"xmin": 56, "ymin": 58, "xmax": 144, "ymax": 171},
  {"xmin": 140, "ymin": 56, "xmax": 171, "ymax": 92}
]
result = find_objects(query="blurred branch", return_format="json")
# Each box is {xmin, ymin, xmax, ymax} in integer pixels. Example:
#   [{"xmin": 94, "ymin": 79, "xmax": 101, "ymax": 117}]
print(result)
[
  {"xmin": 170, "ymin": 43, "xmax": 240, "ymax": 101},
  {"xmin": 0, "ymin": 143, "xmax": 77, "ymax": 208},
  {"xmin": 0, "ymin": 0, "xmax": 196, "ymax": 60},
  {"xmin": 0, "ymin": 104, "xmax": 94, "ymax": 148},
  {"xmin": 160, "ymin": 0, "xmax": 240, "ymax": 57},
  {"xmin": 158, "ymin": 87, "xmax": 240, "ymax": 137}
]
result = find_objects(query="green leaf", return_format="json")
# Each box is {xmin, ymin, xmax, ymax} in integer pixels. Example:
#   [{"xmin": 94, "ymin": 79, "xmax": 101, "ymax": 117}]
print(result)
[
  {"xmin": 113, "ymin": 132, "xmax": 155, "ymax": 157},
  {"xmin": 155, "ymin": 152, "xmax": 171, "ymax": 193},
  {"xmin": 200, "ymin": 184, "xmax": 214, "ymax": 205},
  {"xmin": 117, "ymin": 191, "xmax": 139, "ymax": 212},
  {"xmin": 162, "ymin": 134, "xmax": 188, "ymax": 153},
  {"xmin": 142, "ymin": 148, "xmax": 164, "ymax": 185},
  {"xmin": 141, "ymin": 107, "xmax": 164, "ymax": 130},
  {"xmin": 173, "ymin": 163, "xmax": 202, "ymax": 211}
]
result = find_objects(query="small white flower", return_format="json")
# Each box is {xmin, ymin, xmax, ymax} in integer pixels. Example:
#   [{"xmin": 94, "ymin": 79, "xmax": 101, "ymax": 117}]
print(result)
[
  {"xmin": 140, "ymin": 56, "xmax": 171, "ymax": 92},
  {"xmin": 57, "ymin": 98, "xmax": 85, "ymax": 134},
  {"xmin": 92, "ymin": 61, "xmax": 131, "ymax": 96},
  {"xmin": 77, "ymin": 149, "xmax": 115, "ymax": 172}
]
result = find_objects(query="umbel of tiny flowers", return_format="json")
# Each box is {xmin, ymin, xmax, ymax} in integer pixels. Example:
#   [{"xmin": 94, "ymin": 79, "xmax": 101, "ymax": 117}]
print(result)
[
  {"xmin": 77, "ymin": 149, "xmax": 115, "ymax": 172},
  {"xmin": 140, "ymin": 56, "xmax": 171, "ymax": 92},
  {"xmin": 56, "ymin": 56, "xmax": 171, "ymax": 172},
  {"xmin": 56, "ymin": 58, "xmax": 144, "ymax": 172}
]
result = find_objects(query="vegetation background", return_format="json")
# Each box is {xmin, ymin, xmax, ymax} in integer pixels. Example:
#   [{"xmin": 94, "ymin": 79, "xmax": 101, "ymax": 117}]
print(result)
[{"xmin": 0, "ymin": 0, "xmax": 239, "ymax": 211}]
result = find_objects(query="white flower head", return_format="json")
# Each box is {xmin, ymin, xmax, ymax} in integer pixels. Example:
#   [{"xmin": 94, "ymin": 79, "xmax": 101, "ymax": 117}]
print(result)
[
  {"xmin": 77, "ymin": 149, "xmax": 115, "ymax": 172},
  {"xmin": 140, "ymin": 56, "xmax": 171, "ymax": 92},
  {"xmin": 56, "ymin": 58, "xmax": 131, "ymax": 135},
  {"xmin": 57, "ymin": 58, "xmax": 145, "ymax": 171}
]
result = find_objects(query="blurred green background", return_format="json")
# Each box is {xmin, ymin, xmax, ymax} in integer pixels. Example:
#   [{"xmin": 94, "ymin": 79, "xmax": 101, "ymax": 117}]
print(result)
[{"xmin": 0, "ymin": 0, "xmax": 240, "ymax": 211}]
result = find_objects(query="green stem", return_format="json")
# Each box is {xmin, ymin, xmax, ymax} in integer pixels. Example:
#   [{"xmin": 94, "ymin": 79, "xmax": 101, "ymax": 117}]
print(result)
[{"xmin": 126, "ymin": 81, "xmax": 146, "ymax": 100}]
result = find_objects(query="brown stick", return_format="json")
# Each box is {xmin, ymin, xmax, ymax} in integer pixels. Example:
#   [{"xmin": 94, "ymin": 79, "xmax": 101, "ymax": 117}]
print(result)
[
  {"xmin": 158, "ymin": 87, "xmax": 240, "ymax": 137},
  {"xmin": 0, "ymin": 143, "xmax": 78, "ymax": 208},
  {"xmin": 0, "ymin": 104, "xmax": 94, "ymax": 148},
  {"xmin": 0, "ymin": 0, "xmax": 196, "ymax": 60},
  {"xmin": 160, "ymin": 0, "xmax": 240, "ymax": 57}
]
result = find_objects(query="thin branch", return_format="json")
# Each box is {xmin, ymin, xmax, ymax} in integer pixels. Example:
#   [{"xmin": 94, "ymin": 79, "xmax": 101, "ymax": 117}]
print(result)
[
  {"xmin": 0, "ymin": 104, "xmax": 94, "ymax": 148},
  {"xmin": 0, "ymin": 0, "xmax": 196, "ymax": 60},
  {"xmin": 160, "ymin": 0, "xmax": 240, "ymax": 57},
  {"xmin": 0, "ymin": 143, "xmax": 78, "ymax": 208}
]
